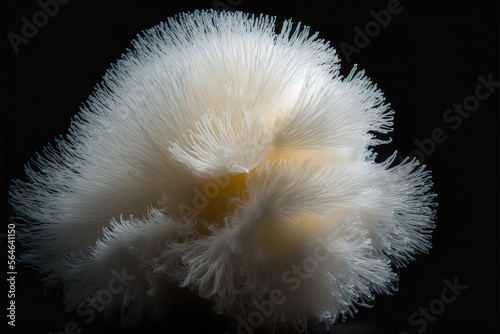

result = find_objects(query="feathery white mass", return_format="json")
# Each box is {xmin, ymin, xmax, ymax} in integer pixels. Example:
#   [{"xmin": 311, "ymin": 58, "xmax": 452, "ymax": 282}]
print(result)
[{"xmin": 10, "ymin": 10, "xmax": 436, "ymax": 330}]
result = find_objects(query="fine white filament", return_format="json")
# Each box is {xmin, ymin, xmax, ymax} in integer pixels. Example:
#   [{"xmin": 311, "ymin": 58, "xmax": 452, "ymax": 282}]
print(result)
[{"xmin": 10, "ymin": 10, "xmax": 436, "ymax": 331}]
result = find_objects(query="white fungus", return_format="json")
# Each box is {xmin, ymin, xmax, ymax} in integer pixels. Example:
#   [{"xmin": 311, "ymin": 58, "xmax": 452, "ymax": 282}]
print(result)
[{"xmin": 10, "ymin": 10, "xmax": 436, "ymax": 331}]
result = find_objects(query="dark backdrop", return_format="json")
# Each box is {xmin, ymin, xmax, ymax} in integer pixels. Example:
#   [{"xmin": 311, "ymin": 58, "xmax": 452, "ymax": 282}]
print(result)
[{"xmin": 1, "ymin": 1, "xmax": 498, "ymax": 333}]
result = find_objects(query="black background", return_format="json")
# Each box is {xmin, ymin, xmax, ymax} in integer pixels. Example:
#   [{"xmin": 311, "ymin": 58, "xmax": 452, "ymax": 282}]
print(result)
[{"xmin": 1, "ymin": 0, "xmax": 499, "ymax": 333}]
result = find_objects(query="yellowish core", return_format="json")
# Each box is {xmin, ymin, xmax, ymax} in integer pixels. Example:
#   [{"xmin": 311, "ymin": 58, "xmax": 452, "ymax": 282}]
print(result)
[
  {"xmin": 187, "ymin": 161, "xmax": 317, "ymax": 254},
  {"xmin": 191, "ymin": 172, "xmax": 250, "ymax": 236}
]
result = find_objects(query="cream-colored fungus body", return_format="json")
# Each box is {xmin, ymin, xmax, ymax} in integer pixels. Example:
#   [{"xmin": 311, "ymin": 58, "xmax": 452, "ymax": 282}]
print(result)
[{"xmin": 10, "ymin": 10, "xmax": 436, "ymax": 330}]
